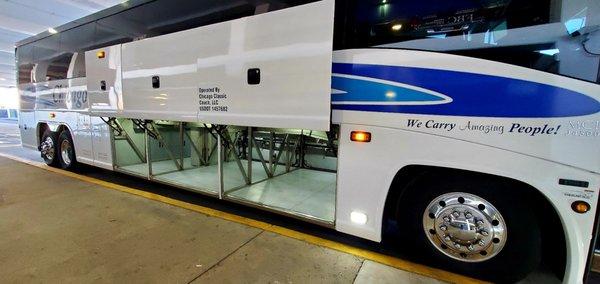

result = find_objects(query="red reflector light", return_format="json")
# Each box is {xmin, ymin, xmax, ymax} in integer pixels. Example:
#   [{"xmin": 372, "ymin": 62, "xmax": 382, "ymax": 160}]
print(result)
[{"xmin": 350, "ymin": 131, "xmax": 371, "ymax": 142}]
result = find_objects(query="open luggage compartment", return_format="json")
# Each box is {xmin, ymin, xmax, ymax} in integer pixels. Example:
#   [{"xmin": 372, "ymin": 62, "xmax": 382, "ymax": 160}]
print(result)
[
  {"xmin": 108, "ymin": 118, "xmax": 338, "ymax": 224},
  {"xmin": 89, "ymin": 1, "xmax": 338, "ymax": 224}
]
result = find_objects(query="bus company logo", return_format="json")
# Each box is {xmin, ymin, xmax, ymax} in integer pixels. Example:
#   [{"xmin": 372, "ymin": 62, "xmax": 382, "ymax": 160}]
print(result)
[
  {"xmin": 66, "ymin": 90, "xmax": 88, "ymax": 109},
  {"xmin": 51, "ymin": 85, "xmax": 67, "ymax": 104},
  {"xmin": 49, "ymin": 85, "xmax": 88, "ymax": 109}
]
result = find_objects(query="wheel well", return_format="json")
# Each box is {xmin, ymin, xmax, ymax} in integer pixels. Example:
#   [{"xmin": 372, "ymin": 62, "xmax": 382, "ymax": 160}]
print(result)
[
  {"xmin": 382, "ymin": 165, "xmax": 566, "ymax": 280},
  {"xmin": 56, "ymin": 124, "xmax": 69, "ymax": 135},
  {"xmin": 36, "ymin": 123, "xmax": 70, "ymax": 145},
  {"xmin": 36, "ymin": 123, "xmax": 48, "ymax": 145}
]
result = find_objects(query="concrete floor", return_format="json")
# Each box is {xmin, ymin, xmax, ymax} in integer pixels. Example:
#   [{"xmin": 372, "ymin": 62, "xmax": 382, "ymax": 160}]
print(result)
[
  {"xmin": 0, "ymin": 121, "xmax": 451, "ymax": 283},
  {"xmin": 0, "ymin": 155, "xmax": 448, "ymax": 283}
]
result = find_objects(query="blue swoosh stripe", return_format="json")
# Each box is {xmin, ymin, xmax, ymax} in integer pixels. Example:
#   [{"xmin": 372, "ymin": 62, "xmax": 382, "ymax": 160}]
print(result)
[{"xmin": 331, "ymin": 63, "xmax": 600, "ymax": 118}]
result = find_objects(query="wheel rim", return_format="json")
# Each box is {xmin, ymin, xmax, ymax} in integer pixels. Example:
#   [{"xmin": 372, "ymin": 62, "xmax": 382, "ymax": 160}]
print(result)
[
  {"xmin": 40, "ymin": 136, "xmax": 55, "ymax": 161},
  {"xmin": 422, "ymin": 192, "xmax": 507, "ymax": 262},
  {"xmin": 60, "ymin": 139, "xmax": 72, "ymax": 166}
]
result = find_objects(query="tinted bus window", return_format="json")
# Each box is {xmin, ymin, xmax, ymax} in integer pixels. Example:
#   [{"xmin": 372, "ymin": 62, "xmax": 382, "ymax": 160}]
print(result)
[
  {"xmin": 93, "ymin": 0, "xmax": 319, "ymax": 45},
  {"xmin": 342, "ymin": 0, "xmax": 600, "ymax": 83},
  {"xmin": 30, "ymin": 34, "xmax": 70, "ymax": 82},
  {"xmin": 59, "ymin": 23, "xmax": 96, "ymax": 78},
  {"xmin": 16, "ymin": 44, "xmax": 33, "ymax": 84}
]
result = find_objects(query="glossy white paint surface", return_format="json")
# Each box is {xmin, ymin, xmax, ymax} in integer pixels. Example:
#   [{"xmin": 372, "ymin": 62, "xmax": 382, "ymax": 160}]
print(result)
[
  {"xmin": 87, "ymin": 0, "xmax": 335, "ymax": 131},
  {"xmin": 86, "ymin": 45, "xmax": 122, "ymax": 115}
]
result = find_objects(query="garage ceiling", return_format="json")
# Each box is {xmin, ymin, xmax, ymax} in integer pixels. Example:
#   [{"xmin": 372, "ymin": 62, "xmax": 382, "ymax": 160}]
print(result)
[{"xmin": 0, "ymin": 0, "xmax": 123, "ymax": 88}]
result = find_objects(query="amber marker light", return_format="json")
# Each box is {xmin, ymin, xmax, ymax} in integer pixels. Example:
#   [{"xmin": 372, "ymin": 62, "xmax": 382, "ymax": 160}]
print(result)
[
  {"xmin": 571, "ymin": 201, "xmax": 590, "ymax": 214},
  {"xmin": 49, "ymin": 113, "xmax": 56, "ymax": 119},
  {"xmin": 96, "ymin": 51, "xmax": 106, "ymax": 59},
  {"xmin": 350, "ymin": 131, "xmax": 371, "ymax": 143}
]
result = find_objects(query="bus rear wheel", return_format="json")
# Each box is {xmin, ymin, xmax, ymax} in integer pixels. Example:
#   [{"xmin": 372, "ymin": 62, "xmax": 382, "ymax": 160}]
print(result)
[
  {"xmin": 39, "ymin": 129, "xmax": 59, "ymax": 167},
  {"xmin": 58, "ymin": 130, "xmax": 77, "ymax": 170},
  {"xmin": 395, "ymin": 172, "xmax": 541, "ymax": 283}
]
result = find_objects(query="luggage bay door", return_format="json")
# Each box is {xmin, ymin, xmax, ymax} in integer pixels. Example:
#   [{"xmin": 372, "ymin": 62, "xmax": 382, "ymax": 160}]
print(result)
[{"xmin": 119, "ymin": 0, "xmax": 335, "ymax": 131}]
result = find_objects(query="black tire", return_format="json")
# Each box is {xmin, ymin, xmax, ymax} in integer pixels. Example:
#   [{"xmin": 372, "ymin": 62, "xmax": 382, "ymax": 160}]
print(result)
[
  {"xmin": 394, "ymin": 171, "xmax": 541, "ymax": 283},
  {"xmin": 58, "ymin": 130, "xmax": 77, "ymax": 170},
  {"xmin": 39, "ymin": 129, "xmax": 59, "ymax": 167}
]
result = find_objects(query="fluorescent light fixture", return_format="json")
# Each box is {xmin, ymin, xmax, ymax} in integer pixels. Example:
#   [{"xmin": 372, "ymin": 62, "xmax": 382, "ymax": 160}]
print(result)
[
  {"xmin": 537, "ymin": 48, "xmax": 560, "ymax": 56},
  {"xmin": 391, "ymin": 24, "xmax": 402, "ymax": 31},
  {"xmin": 48, "ymin": 28, "xmax": 58, "ymax": 34},
  {"xmin": 0, "ymin": 78, "xmax": 6, "ymax": 81},
  {"xmin": 350, "ymin": 211, "xmax": 368, "ymax": 225}
]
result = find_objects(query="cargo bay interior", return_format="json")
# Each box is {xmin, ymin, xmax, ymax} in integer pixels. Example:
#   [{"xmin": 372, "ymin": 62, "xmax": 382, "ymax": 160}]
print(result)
[{"xmin": 110, "ymin": 118, "xmax": 338, "ymax": 224}]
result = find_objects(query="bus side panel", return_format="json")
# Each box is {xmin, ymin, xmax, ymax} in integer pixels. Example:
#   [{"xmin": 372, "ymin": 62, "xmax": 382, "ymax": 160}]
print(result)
[
  {"xmin": 18, "ymin": 110, "xmax": 37, "ymax": 149},
  {"xmin": 114, "ymin": 0, "xmax": 334, "ymax": 130},
  {"xmin": 86, "ymin": 45, "xmax": 122, "ymax": 116},
  {"xmin": 91, "ymin": 116, "xmax": 113, "ymax": 170},
  {"xmin": 18, "ymin": 84, "xmax": 37, "ymax": 148},
  {"xmin": 332, "ymin": 49, "xmax": 600, "ymax": 173}
]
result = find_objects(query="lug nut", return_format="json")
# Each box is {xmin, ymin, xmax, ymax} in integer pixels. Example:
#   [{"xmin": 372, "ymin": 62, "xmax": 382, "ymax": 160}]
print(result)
[
  {"xmin": 439, "ymin": 225, "xmax": 447, "ymax": 231},
  {"xmin": 452, "ymin": 211, "xmax": 460, "ymax": 218},
  {"xmin": 479, "ymin": 240, "xmax": 485, "ymax": 246},
  {"xmin": 444, "ymin": 236, "xmax": 451, "ymax": 241},
  {"xmin": 443, "ymin": 216, "xmax": 450, "ymax": 222},
  {"xmin": 480, "ymin": 230, "xmax": 489, "ymax": 236},
  {"xmin": 465, "ymin": 212, "xmax": 473, "ymax": 219},
  {"xmin": 454, "ymin": 243, "xmax": 461, "ymax": 249},
  {"xmin": 476, "ymin": 220, "xmax": 484, "ymax": 226},
  {"xmin": 467, "ymin": 245, "xmax": 474, "ymax": 251}
]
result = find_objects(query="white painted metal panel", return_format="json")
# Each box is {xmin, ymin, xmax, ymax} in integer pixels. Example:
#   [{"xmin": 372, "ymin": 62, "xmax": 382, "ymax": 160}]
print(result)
[
  {"xmin": 91, "ymin": 116, "xmax": 114, "ymax": 170},
  {"xmin": 116, "ymin": 0, "xmax": 333, "ymax": 130},
  {"xmin": 86, "ymin": 45, "xmax": 122, "ymax": 116},
  {"xmin": 18, "ymin": 110, "xmax": 36, "ymax": 148}
]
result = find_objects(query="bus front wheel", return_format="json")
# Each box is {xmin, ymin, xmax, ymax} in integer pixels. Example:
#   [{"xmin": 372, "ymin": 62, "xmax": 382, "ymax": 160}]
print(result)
[{"xmin": 395, "ymin": 172, "xmax": 541, "ymax": 283}]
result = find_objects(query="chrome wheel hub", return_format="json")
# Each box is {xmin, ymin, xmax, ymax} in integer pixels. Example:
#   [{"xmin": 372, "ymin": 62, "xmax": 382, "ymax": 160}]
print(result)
[
  {"xmin": 423, "ymin": 192, "xmax": 506, "ymax": 262},
  {"xmin": 40, "ymin": 136, "xmax": 55, "ymax": 161},
  {"xmin": 60, "ymin": 139, "xmax": 72, "ymax": 166}
]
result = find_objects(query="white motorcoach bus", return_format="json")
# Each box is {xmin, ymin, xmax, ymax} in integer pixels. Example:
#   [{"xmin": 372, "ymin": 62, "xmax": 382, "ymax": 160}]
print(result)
[{"xmin": 15, "ymin": 0, "xmax": 600, "ymax": 282}]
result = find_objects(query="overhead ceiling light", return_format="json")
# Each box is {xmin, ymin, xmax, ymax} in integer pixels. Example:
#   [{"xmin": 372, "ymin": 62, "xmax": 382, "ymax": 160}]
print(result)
[
  {"xmin": 48, "ymin": 28, "xmax": 58, "ymax": 34},
  {"xmin": 391, "ymin": 24, "xmax": 402, "ymax": 31},
  {"xmin": 0, "ymin": 78, "xmax": 6, "ymax": 81}
]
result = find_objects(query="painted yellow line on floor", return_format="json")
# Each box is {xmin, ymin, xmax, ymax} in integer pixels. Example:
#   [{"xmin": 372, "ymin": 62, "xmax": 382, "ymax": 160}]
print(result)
[{"xmin": 0, "ymin": 152, "xmax": 486, "ymax": 284}]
